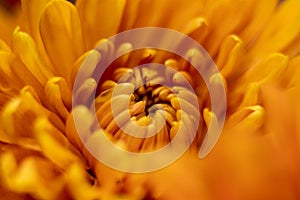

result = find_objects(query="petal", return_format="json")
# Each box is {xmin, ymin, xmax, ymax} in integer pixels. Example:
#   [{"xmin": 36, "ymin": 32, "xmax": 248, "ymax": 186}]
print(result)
[
  {"xmin": 0, "ymin": 86, "xmax": 18, "ymax": 109},
  {"xmin": 10, "ymin": 54, "xmax": 44, "ymax": 96},
  {"xmin": 11, "ymin": 27, "xmax": 54, "ymax": 85},
  {"xmin": 226, "ymin": 105, "xmax": 265, "ymax": 131},
  {"xmin": 72, "ymin": 49, "xmax": 100, "ymax": 87},
  {"xmin": 118, "ymin": 0, "xmax": 142, "ymax": 31},
  {"xmin": 202, "ymin": 0, "xmax": 255, "ymax": 57},
  {"xmin": 120, "ymin": 0, "xmax": 204, "ymax": 33},
  {"xmin": 74, "ymin": 78, "xmax": 97, "ymax": 105},
  {"xmin": 66, "ymin": 106, "xmax": 95, "ymax": 150},
  {"xmin": 34, "ymin": 117, "xmax": 86, "ymax": 170},
  {"xmin": 40, "ymin": 0, "xmax": 85, "ymax": 85},
  {"xmin": 0, "ymin": 39, "xmax": 10, "ymax": 52},
  {"xmin": 216, "ymin": 35, "xmax": 246, "ymax": 79},
  {"xmin": 44, "ymin": 77, "xmax": 72, "ymax": 120},
  {"xmin": 249, "ymin": 0, "xmax": 300, "ymax": 57},
  {"xmin": 235, "ymin": 53, "xmax": 288, "ymax": 92},
  {"xmin": 283, "ymin": 33, "xmax": 300, "ymax": 57},
  {"xmin": 0, "ymin": 98, "xmax": 20, "ymax": 137},
  {"xmin": 76, "ymin": 0, "xmax": 126, "ymax": 48},
  {"xmin": 66, "ymin": 164, "xmax": 101, "ymax": 200},
  {"xmin": 200, "ymin": 109, "xmax": 222, "ymax": 158},
  {"xmin": 165, "ymin": 0, "xmax": 205, "ymax": 31},
  {"xmin": 0, "ymin": 87, "xmax": 41, "ymax": 138},
  {"xmin": 133, "ymin": 0, "xmax": 203, "ymax": 28},
  {"xmin": 181, "ymin": 17, "xmax": 209, "ymax": 44},
  {"xmin": 0, "ymin": 86, "xmax": 65, "ymax": 139},
  {"xmin": 239, "ymin": 0, "xmax": 278, "ymax": 45},
  {"xmin": 238, "ymin": 82, "xmax": 261, "ymax": 109},
  {"xmin": 0, "ymin": 41, "xmax": 23, "ymax": 89},
  {"xmin": 0, "ymin": 151, "xmax": 65, "ymax": 199},
  {"xmin": 21, "ymin": 0, "xmax": 53, "ymax": 66},
  {"xmin": 21, "ymin": 0, "xmax": 49, "ymax": 38}
]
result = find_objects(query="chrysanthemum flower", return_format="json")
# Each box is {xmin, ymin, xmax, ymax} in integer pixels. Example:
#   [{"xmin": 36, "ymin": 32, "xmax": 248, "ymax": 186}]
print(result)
[{"xmin": 0, "ymin": 0, "xmax": 300, "ymax": 199}]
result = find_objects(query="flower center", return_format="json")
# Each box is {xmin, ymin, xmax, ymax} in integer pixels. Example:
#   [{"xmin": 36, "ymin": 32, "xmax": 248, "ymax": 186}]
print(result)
[
  {"xmin": 94, "ymin": 49, "xmax": 207, "ymax": 153},
  {"xmin": 132, "ymin": 84, "xmax": 175, "ymax": 117}
]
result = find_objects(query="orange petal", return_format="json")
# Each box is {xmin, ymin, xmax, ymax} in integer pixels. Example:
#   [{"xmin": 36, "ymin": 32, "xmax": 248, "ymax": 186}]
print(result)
[
  {"xmin": 236, "ymin": 53, "xmax": 288, "ymax": 90},
  {"xmin": 249, "ymin": 0, "xmax": 300, "ymax": 57},
  {"xmin": 216, "ymin": 35, "xmax": 245, "ymax": 79},
  {"xmin": 34, "ymin": 117, "xmax": 86, "ymax": 170},
  {"xmin": 44, "ymin": 77, "xmax": 71, "ymax": 120},
  {"xmin": 40, "ymin": 0, "xmax": 85, "ymax": 85},
  {"xmin": 66, "ymin": 164, "xmax": 101, "ymax": 199},
  {"xmin": 0, "ymin": 151, "xmax": 64, "ymax": 199},
  {"xmin": 202, "ymin": 0, "xmax": 254, "ymax": 57},
  {"xmin": 21, "ymin": 0, "xmax": 53, "ymax": 66},
  {"xmin": 226, "ymin": 105, "xmax": 265, "ymax": 131},
  {"xmin": 239, "ymin": 0, "xmax": 278, "ymax": 45},
  {"xmin": 11, "ymin": 27, "xmax": 53, "ymax": 85},
  {"xmin": 76, "ymin": 0, "xmax": 126, "ymax": 48}
]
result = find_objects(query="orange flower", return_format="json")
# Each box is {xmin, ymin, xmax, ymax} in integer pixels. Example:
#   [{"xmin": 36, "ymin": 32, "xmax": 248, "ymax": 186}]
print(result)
[{"xmin": 0, "ymin": 0, "xmax": 300, "ymax": 199}]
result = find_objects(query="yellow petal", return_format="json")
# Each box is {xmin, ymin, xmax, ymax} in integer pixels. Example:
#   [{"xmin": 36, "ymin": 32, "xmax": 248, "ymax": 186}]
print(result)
[
  {"xmin": 45, "ymin": 77, "xmax": 72, "ymax": 120},
  {"xmin": 118, "ymin": 0, "xmax": 142, "ymax": 31},
  {"xmin": 11, "ymin": 27, "xmax": 53, "ymax": 85},
  {"xmin": 21, "ymin": 0, "xmax": 53, "ymax": 67},
  {"xmin": 40, "ymin": 0, "xmax": 85, "ymax": 85},
  {"xmin": 0, "ymin": 87, "xmax": 18, "ymax": 108},
  {"xmin": 114, "ymin": 42, "xmax": 133, "ymax": 66},
  {"xmin": 0, "ymin": 152, "xmax": 64, "ymax": 199},
  {"xmin": 74, "ymin": 78, "xmax": 97, "ymax": 105},
  {"xmin": 0, "ymin": 151, "xmax": 18, "ymax": 184},
  {"xmin": 21, "ymin": 0, "xmax": 49, "ymax": 38},
  {"xmin": 236, "ymin": 53, "xmax": 288, "ymax": 90},
  {"xmin": 72, "ymin": 49, "xmax": 100, "ymax": 86},
  {"xmin": 202, "ymin": 0, "xmax": 253, "ymax": 57},
  {"xmin": 0, "ymin": 39, "xmax": 10, "ymax": 52},
  {"xmin": 0, "ymin": 89, "xmax": 41, "ymax": 149},
  {"xmin": 34, "ymin": 118, "xmax": 85, "ymax": 170},
  {"xmin": 226, "ymin": 105, "xmax": 265, "ymax": 131},
  {"xmin": 283, "ymin": 33, "xmax": 300, "ymax": 57},
  {"xmin": 0, "ymin": 42, "xmax": 22, "ymax": 89},
  {"xmin": 0, "ymin": 98, "xmax": 21, "ymax": 136},
  {"xmin": 4, "ymin": 90, "xmax": 42, "ymax": 138},
  {"xmin": 124, "ymin": 0, "xmax": 204, "ymax": 31},
  {"xmin": 0, "ymin": 128, "xmax": 13, "ymax": 144},
  {"xmin": 181, "ymin": 17, "xmax": 208, "ymax": 44},
  {"xmin": 0, "ymin": 86, "xmax": 66, "ymax": 139},
  {"xmin": 240, "ymin": 0, "xmax": 277, "ymax": 45},
  {"xmin": 239, "ymin": 82, "xmax": 261, "ymax": 109},
  {"xmin": 66, "ymin": 164, "xmax": 101, "ymax": 200},
  {"xmin": 162, "ymin": 0, "xmax": 205, "ymax": 31},
  {"xmin": 250, "ymin": 0, "xmax": 300, "ymax": 57},
  {"xmin": 209, "ymin": 73, "xmax": 227, "ymax": 114},
  {"xmin": 200, "ymin": 108, "xmax": 221, "ymax": 158},
  {"xmin": 10, "ymin": 54, "xmax": 44, "ymax": 96},
  {"xmin": 216, "ymin": 35, "xmax": 245, "ymax": 79},
  {"xmin": 66, "ymin": 106, "xmax": 94, "ymax": 149},
  {"xmin": 76, "ymin": 0, "xmax": 126, "ymax": 48},
  {"xmin": 36, "ymin": 117, "xmax": 86, "ymax": 159}
]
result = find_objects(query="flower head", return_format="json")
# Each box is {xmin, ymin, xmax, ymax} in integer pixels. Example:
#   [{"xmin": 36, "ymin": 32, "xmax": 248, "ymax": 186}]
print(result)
[{"xmin": 0, "ymin": 0, "xmax": 300, "ymax": 199}]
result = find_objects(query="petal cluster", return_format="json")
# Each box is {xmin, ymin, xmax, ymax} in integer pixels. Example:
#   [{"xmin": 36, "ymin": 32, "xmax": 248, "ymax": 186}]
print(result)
[{"xmin": 0, "ymin": 0, "xmax": 299, "ymax": 199}]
